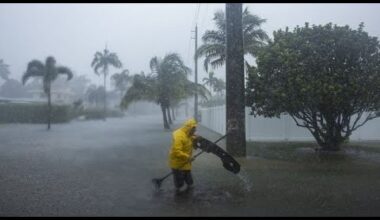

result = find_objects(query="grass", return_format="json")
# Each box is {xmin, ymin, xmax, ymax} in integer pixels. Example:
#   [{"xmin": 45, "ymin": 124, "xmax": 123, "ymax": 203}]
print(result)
[
  {"xmin": 241, "ymin": 141, "xmax": 380, "ymax": 216},
  {"xmin": 196, "ymin": 125, "xmax": 380, "ymax": 216}
]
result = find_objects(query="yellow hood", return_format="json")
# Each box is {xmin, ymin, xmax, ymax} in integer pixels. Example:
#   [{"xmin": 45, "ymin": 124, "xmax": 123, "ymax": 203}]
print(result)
[{"xmin": 180, "ymin": 118, "xmax": 197, "ymax": 135}]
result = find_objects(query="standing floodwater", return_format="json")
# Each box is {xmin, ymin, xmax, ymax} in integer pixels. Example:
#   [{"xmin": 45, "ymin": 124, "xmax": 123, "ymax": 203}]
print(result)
[{"xmin": 1, "ymin": 115, "xmax": 380, "ymax": 216}]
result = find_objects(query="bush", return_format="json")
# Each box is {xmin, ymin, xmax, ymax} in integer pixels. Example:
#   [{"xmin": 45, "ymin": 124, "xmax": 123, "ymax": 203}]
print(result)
[{"xmin": 0, "ymin": 103, "xmax": 72, "ymax": 123}]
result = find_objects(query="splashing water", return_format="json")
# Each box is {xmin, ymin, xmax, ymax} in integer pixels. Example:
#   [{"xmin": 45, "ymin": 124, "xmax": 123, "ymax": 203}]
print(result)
[{"xmin": 236, "ymin": 168, "xmax": 253, "ymax": 193}]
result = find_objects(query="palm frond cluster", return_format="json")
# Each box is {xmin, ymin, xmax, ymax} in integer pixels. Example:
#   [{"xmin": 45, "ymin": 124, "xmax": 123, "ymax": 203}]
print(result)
[
  {"xmin": 121, "ymin": 53, "xmax": 210, "ymax": 129},
  {"xmin": 202, "ymin": 71, "xmax": 226, "ymax": 96},
  {"xmin": 196, "ymin": 7, "xmax": 268, "ymax": 72},
  {"xmin": 22, "ymin": 56, "xmax": 73, "ymax": 130}
]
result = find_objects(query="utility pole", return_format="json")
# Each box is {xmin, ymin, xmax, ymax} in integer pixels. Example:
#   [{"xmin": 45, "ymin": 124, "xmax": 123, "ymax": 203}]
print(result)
[
  {"xmin": 226, "ymin": 3, "xmax": 246, "ymax": 157},
  {"xmin": 192, "ymin": 25, "xmax": 199, "ymax": 121}
]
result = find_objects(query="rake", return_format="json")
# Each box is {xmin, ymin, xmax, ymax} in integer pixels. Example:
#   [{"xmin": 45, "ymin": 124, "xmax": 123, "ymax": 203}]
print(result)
[{"xmin": 152, "ymin": 133, "xmax": 229, "ymax": 190}]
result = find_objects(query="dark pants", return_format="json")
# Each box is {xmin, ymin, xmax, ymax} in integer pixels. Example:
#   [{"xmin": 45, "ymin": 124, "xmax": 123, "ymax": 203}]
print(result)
[{"xmin": 172, "ymin": 169, "xmax": 193, "ymax": 189}]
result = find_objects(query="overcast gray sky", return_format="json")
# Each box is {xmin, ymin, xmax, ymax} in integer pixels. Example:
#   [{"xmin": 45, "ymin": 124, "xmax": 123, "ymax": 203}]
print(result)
[{"xmin": 1, "ymin": 3, "xmax": 380, "ymax": 88}]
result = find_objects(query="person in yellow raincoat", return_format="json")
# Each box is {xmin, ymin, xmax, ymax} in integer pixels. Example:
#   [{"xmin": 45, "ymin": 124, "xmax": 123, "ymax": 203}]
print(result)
[{"xmin": 168, "ymin": 118, "xmax": 198, "ymax": 193}]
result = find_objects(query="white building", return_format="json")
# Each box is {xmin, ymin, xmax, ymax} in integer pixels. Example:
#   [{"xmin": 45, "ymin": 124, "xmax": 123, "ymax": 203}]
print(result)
[{"xmin": 27, "ymin": 88, "xmax": 75, "ymax": 104}]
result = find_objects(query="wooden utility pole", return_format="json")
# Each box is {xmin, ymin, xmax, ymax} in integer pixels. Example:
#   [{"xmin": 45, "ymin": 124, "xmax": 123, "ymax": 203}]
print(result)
[
  {"xmin": 192, "ymin": 25, "xmax": 199, "ymax": 121},
  {"xmin": 226, "ymin": 3, "xmax": 246, "ymax": 157}
]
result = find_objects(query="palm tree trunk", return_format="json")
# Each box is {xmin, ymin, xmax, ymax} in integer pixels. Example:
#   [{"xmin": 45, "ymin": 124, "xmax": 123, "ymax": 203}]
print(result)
[
  {"xmin": 226, "ymin": 3, "xmax": 246, "ymax": 157},
  {"xmin": 171, "ymin": 107, "xmax": 175, "ymax": 121},
  {"xmin": 167, "ymin": 106, "xmax": 172, "ymax": 124},
  {"xmin": 103, "ymin": 70, "xmax": 107, "ymax": 121},
  {"xmin": 161, "ymin": 104, "xmax": 170, "ymax": 129},
  {"xmin": 120, "ymin": 90, "xmax": 124, "ymax": 104},
  {"xmin": 185, "ymin": 102, "xmax": 188, "ymax": 117},
  {"xmin": 47, "ymin": 84, "xmax": 51, "ymax": 130}
]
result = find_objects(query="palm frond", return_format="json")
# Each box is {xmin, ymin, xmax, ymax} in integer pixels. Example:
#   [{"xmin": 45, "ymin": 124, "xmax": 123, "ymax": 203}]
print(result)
[
  {"xmin": 22, "ymin": 60, "xmax": 45, "ymax": 85},
  {"xmin": 196, "ymin": 43, "xmax": 225, "ymax": 58},
  {"xmin": 93, "ymin": 62, "xmax": 104, "ymax": 75},
  {"xmin": 210, "ymin": 57, "xmax": 226, "ymax": 70},
  {"xmin": 120, "ymin": 74, "xmax": 157, "ymax": 109},
  {"xmin": 213, "ymin": 10, "xmax": 225, "ymax": 31},
  {"xmin": 202, "ymin": 30, "xmax": 225, "ymax": 44},
  {"xmin": 108, "ymin": 53, "xmax": 122, "ymax": 68},
  {"xmin": 182, "ymin": 80, "xmax": 211, "ymax": 100},
  {"xmin": 196, "ymin": 83, "xmax": 212, "ymax": 100},
  {"xmin": 56, "ymin": 66, "xmax": 73, "ymax": 81},
  {"xmin": 91, "ymin": 52, "xmax": 103, "ymax": 67},
  {"xmin": 197, "ymin": 6, "xmax": 268, "ymax": 72},
  {"xmin": 149, "ymin": 57, "xmax": 159, "ymax": 73}
]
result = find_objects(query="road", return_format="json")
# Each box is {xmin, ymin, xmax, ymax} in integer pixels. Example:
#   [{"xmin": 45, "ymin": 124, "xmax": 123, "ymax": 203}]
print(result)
[{"xmin": 0, "ymin": 115, "xmax": 250, "ymax": 216}]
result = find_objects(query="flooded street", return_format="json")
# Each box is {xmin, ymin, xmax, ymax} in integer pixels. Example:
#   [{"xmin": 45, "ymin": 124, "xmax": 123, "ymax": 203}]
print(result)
[
  {"xmin": 1, "ymin": 115, "xmax": 380, "ymax": 216},
  {"xmin": 0, "ymin": 115, "xmax": 250, "ymax": 216}
]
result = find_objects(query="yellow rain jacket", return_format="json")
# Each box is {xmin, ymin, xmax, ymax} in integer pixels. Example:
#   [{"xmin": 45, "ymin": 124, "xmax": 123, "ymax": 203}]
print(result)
[{"xmin": 168, "ymin": 118, "xmax": 197, "ymax": 170}]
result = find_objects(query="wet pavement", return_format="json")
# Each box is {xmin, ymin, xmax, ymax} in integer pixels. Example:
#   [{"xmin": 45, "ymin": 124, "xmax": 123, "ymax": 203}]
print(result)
[{"xmin": 1, "ymin": 114, "xmax": 380, "ymax": 216}]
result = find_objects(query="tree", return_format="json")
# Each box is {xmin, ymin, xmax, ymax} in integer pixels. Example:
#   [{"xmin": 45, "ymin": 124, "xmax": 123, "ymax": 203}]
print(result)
[
  {"xmin": 196, "ymin": 6, "xmax": 268, "ymax": 72},
  {"xmin": 91, "ymin": 47, "xmax": 122, "ymax": 120},
  {"xmin": 246, "ymin": 22, "xmax": 380, "ymax": 151},
  {"xmin": 121, "ymin": 72, "xmax": 170, "ymax": 127},
  {"xmin": 202, "ymin": 71, "xmax": 217, "ymax": 95},
  {"xmin": 22, "ymin": 56, "xmax": 73, "ymax": 130},
  {"xmin": 0, "ymin": 59, "xmax": 10, "ymax": 80},
  {"xmin": 0, "ymin": 78, "xmax": 29, "ymax": 98},
  {"xmin": 121, "ymin": 53, "xmax": 210, "ymax": 129},
  {"xmin": 202, "ymin": 72, "xmax": 226, "ymax": 97},
  {"xmin": 86, "ymin": 84, "xmax": 105, "ymax": 107},
  {"xmin": 111, "ymin": 69, "xmax": 131, "ymax": 100},
  {"xmin": 213, "ymin": 78, "xmax": 226, "ymax": 96}
]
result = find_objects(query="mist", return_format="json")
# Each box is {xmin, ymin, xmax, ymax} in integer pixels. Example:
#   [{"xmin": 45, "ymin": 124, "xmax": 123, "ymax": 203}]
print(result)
[
  {"xmin": 1, "ymin": 3, "xmax": 380, "ymax": 217},
  {"xmin": 1, "ymin": 3, "xmax": 380, "ymax": 87}
]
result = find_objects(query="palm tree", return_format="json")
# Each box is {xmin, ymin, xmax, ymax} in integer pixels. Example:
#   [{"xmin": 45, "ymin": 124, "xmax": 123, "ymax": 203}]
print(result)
[
  {"xmin": 213, "ymin": 78, "xmax": 226, "ymax": 96},
  {"xmin": 91, "ymin": 47, "xmax": 122, "ymax": 120},
  {"xmin": 202, "ymin": 71, "xmax": 217, "ymax": 95},
  {"xmin": 0, "ymin": 79, "xmax": 29, "ymax": 98},
  {"xmin": 150, "ymin": 53, "xmax": 191, "ymax": 126},
  {"xmin": 196, "ymin": 7, "xmax": 269, "ymax": 72},
  {"xmin": 111, "ymin": 69, "xmax": 131, "ymax": 100},
  {"xmin": 121, "ymin": 53, "xmax": 210, "ymax": 129},
  {"xmin": 86, "ymin": 84, "xmax": 105, "ymax": 107},
  {"xmin": 22, "ymin": 56, "xmax": 73, "ymax": 130},
  {"xmin": 0, "ymin": 59, "xmax": 10, "ymax": 80}
]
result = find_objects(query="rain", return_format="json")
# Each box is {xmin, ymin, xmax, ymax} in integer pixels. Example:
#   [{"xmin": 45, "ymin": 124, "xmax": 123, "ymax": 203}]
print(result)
[{"xmin": 1, "ymin": 3, "xmax": 380, "ymax": 217}]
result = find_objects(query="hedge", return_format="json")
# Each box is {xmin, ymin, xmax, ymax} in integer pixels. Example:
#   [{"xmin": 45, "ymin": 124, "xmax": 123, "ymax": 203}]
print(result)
[{"xmin": 0, "ymin": 103, "xmax": 72, "ymax": 123}]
